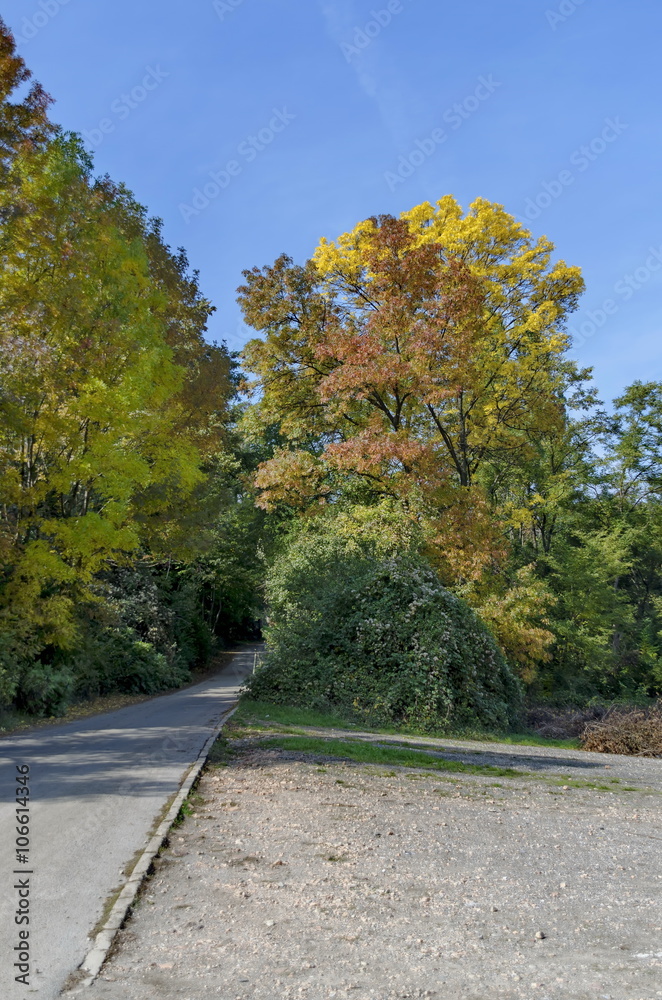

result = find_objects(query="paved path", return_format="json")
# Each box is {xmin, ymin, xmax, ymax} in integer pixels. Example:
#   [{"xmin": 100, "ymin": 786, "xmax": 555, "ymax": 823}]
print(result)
[{"xmin": 0, "ymin": 645, "xmax": 257, "ymax": 1000}]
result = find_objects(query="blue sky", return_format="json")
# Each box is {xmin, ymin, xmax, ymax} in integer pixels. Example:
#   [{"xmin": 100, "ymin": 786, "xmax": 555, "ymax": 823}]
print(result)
[{"xmin": 2, "ymin": 0, "xmax": 660, "ymax": 405}]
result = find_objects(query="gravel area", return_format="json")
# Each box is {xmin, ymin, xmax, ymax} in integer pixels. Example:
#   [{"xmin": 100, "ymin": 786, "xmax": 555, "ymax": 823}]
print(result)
[{"xmin": 81, "ymin": 734, "xmax": 662, "ymax": 1000}]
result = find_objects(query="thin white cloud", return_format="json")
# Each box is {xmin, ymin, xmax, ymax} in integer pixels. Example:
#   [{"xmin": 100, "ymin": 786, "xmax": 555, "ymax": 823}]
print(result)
[{"xmin": 318, "ymin": 0, "xmax": 420, "ymax": 147}]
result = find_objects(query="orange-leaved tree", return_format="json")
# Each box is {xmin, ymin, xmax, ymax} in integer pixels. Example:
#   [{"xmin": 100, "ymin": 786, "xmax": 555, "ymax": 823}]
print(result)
[{"xmin": 240, "ymin": 200, "xmax": 586, "ymax": 584}]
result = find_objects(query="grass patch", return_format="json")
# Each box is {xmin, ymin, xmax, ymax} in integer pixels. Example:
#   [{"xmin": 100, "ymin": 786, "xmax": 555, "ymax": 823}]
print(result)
[
  {"xmin": 236, "ymin": 697, "xmax": 580, "ymax": 749},
  {"xmin": 254, "ymin": 734, "xmax": 649, "ymax": 792},
  {"xmin": 234, "ymin": 699, "xmax": 360, "ymax": 730},
  {"xmin": 259, "ymin": 735, "xmax": 523, "ymax": 778},
  {"xmin": 171, "ymin": 790, "xmax": 205, "ymax": 828},
  {"xmin": 206, "ymin": 735, "xmax": 235, "ymax": 766},
  {"xmin": 172, "ymin": 800, "xmax": 194, "ymax": 827}
]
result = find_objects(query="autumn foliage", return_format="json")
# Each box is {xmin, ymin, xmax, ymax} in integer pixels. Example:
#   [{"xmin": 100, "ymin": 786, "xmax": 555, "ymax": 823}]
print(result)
[
  {"xmin": 4, "ymin": 16, "xmax": 662, "ymax": 723},
  {"xmin": 0, "ymin": 21, "xmax": 241, "ymax": 709},
  {"xmin": 247, "ymin": 523, "xmax": 522, "ymax": 731},
  {"xmin": 241, "ymin": 202, "xmax": 584, "ymax": 593}
]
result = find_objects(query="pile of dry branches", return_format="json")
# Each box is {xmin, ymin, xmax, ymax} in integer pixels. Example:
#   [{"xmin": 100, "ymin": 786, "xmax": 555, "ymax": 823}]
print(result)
[{"xmin": 580, "ymin": 702, "xmax": 662, "ymax": 756}]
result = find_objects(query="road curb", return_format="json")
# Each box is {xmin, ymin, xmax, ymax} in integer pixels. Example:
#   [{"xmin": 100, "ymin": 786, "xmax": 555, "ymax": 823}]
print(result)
[{"xmin": 68, "ymin": 702, "xmax": 240, "ymax": 990}]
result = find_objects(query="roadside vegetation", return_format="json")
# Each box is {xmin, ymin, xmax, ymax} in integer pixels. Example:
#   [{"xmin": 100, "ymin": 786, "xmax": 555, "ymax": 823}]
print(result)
[
  {"xmin": 233, "ymin": 699, "xmax": 581, "ymax": 749},
  {"xmin": 1, "ymin": 21, "xmax": 661, "ymax": 743},
  {"xmin": 0, "ymin": 26, "xmax": 266, "ymax": 717}
]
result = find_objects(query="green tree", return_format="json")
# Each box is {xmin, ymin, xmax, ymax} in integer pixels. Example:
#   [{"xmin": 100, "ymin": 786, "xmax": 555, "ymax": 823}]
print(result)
[{"xmin": 0, "ymin": 28, "xmax": 240, "ymax": 708}]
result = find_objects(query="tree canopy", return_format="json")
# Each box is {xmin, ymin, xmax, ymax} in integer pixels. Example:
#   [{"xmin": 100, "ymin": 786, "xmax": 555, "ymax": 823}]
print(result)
[
  {"xmin": 1, "ymin": 15, "xmax": 660, "ymax": 721},
  {"xmin": 241, "ymin": 200, "xmax": 586, "ymax": 583},
  {"xmin": 0, "ymin": 20, "xmax": 256, "ymax": 711}
]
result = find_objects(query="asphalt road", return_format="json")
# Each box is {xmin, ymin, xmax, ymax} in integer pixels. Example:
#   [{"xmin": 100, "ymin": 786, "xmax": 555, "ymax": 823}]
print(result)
[{"xmin": 0, "ymin": 645, "xmax": 257, "ymax": 999}]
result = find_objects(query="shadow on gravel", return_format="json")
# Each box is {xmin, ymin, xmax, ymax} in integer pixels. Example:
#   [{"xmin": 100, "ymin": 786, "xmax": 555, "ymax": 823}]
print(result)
[
  {"xmin": 425, "ymin": 750, "xmax": 599, "ymax": 771},
  {"xmin": 379, "ymin": 741, "xmax": 600, "ymax": 771},
  {"xmin": 225, "ymin": 736, "xmax": 611, "ymax": 785}
]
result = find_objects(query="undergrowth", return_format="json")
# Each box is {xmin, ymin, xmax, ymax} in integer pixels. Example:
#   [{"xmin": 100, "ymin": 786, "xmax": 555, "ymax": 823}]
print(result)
[{"xmin": 235, "ymin": 698, "xmax": 580, "ymax": 749}]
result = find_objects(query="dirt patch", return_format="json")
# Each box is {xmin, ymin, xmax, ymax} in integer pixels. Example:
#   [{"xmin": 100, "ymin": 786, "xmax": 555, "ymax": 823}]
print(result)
[{"xmin": 83, "ymin": 741, "xmax": 661, "ymax": 1000}]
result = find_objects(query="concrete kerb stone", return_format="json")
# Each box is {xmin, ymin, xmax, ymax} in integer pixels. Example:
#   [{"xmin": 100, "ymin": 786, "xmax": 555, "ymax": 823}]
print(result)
[{"xmin": 65, "ymin": 702, "xmax": 240, "ymax": 991}]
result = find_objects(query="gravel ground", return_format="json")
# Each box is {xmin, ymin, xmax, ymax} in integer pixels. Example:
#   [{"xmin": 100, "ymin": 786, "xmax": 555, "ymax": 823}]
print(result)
[{"xmin": 81, "ymin": 732, "xmax": 662, "ymax": 1000}]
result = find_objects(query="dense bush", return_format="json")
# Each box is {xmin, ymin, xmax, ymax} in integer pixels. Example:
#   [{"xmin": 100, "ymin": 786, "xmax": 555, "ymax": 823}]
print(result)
[
  {"xmin": 63, "ymin": 564, "xmax": 213, "ymax": 704},
  {"xmin": 247, "ymin": 531, "xmax": 522, "ymax": 731},
  {"xmin": 70, "ymin": 628, "xmax": 190, "ymax": 699},
  {"xmin": 1, "ymin": 562, "xmax": 213, "ymax": 716},
  {"xmin": 14, "ymin": 665, "xmax": 76, "ymax": 717}
]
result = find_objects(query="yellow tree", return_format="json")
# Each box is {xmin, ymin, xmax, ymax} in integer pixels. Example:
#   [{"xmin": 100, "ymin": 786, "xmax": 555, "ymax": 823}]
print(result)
[
  {"xmin": 241, "ymin": 199, "xmax": 586, "ymax": 584},
  {"xmin": 0, "ymin": 22, "xmax": 237, "ymax": 702},
  {"xmin": 0, "ymin": 134, "xmax": 232, "ymax": 650}
]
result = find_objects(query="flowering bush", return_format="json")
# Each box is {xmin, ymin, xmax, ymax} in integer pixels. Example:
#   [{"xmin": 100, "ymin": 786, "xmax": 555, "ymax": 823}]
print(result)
[{"xmin": 247, "ymin": 530, "xmax": 522, "ymax": 730}]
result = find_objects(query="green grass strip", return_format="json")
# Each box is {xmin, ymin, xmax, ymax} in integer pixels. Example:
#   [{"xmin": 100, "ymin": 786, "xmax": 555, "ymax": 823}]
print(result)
[
  {"xmin": 234, "ymin": 700, "xmax": 360, "ymax": 731},
  {"xmin": 256, "ymin": 735, "xmax": 650, "ymax": 793},
  {"xmin": 259, "ymin": 735, "xmax": 523, "ymax": 778},
  {"xmin": 235, "ymin": 698, "xmax": 580, "ymax": 749}
]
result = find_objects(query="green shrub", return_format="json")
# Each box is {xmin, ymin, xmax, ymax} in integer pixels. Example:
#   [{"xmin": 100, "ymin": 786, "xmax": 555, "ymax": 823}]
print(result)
[
  {"xmin": 0, "ymin": 560, "xmax": 209, "ymax": 716},
  {"xmin": 247, "ymin": 530, "xmax": 522, "ymax": 731},
  {"xmin": 14, "ymin": 665, "xmax": 76, "ymax": 717},
  {"xmin": 166, "ymin": 578, "xmax": 214, "ymax": 669},
  {"xmin": 0, "ymin": 632, "xmax": 25, "ymax": 707},
  {"xmin": 72, "ymin": 627, "xmax": 190, "ymax": 698}
]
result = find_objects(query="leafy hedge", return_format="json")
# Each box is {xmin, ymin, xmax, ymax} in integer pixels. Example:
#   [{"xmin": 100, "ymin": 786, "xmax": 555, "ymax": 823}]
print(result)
[
  {"xmin": 247, "ymin": 531, "xmax": 522, "ymax": 731},
  {"xmin": 1, "ymin": 562, "xmax": 211, "ymax": 717}
]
